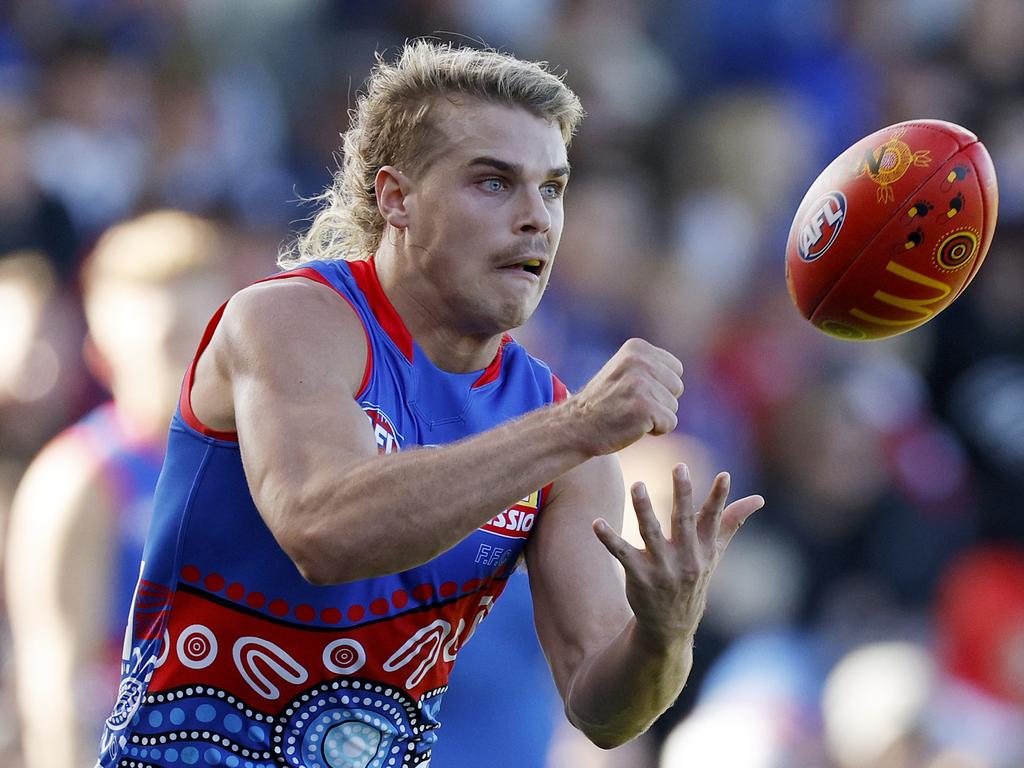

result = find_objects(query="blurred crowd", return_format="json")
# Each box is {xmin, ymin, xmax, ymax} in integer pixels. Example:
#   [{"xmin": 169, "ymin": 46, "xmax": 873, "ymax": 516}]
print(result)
[{"xmin": 0, "ymin": 1, "xmax": 1022, "ymax": 767}]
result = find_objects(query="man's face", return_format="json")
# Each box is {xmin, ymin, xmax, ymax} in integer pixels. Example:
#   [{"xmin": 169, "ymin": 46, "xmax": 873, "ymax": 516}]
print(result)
[
  {"xmin": 90, "ymin": 268, "xmax": 230, "ymax": 421},
  {"xmin": 399, "ymin": 100, "xmax": 569, "ymax": 335}
]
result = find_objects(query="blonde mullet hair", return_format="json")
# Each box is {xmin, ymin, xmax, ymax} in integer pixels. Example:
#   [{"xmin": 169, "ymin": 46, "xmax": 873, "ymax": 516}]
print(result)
[{"xmin": 279, "ymin": 40, "xmax": 584, "ymax": 268}]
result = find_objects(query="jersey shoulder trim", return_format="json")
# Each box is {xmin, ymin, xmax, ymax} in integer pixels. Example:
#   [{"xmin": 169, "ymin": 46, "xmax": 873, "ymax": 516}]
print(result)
[
  {"xmin": 551, "ymin": 373, "xmax": 569, "ymax": 403},
  {"xmin": 471, "ymin": 333, "xmax": 514, "ymax": 389},
  {"xmin": 347, "ymin": 257, "xmax": 414, "ymax": 363}
]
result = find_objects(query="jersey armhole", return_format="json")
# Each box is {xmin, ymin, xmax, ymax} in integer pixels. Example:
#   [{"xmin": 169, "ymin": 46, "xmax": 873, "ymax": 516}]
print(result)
[
  {"xmin": 551, "ymin": 373, "xmax": 569, "ymax": 403},
  {"xmin": 178, "ymin": 266, "xmax": 374, "ymax": 441}
]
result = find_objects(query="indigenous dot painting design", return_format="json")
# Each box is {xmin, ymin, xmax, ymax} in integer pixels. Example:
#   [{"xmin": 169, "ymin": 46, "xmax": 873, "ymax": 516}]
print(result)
[
  {"xmin": 107, "ymin": 676, "xmax": 148, "ymax": 732},
  {"xmin": 116, "ymin": 681, "xmax": 433, "ymax": 767},
  {"xmin": 275, "ymin": 678, "xmax": 430, "ymax": 768},
  {"xmin": 109, "ymin": 564, "xmax": 514, "ymax": 766},
  {"xmin": 933, "ymin": 229, "xmax": 979, "ymax": 272},
  {"xmin": 118, "ymin": 685, "xmax": 278, "ymax": 767}
]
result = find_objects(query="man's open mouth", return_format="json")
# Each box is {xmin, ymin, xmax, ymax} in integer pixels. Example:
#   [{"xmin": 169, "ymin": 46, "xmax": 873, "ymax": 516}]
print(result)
[{"xmin": 501, "ymin": 258, "xmax": 543, "ymax": 276}]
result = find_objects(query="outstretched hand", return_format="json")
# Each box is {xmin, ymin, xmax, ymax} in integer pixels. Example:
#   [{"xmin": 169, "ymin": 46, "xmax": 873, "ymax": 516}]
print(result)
[{"xmin": 593, "ymin": 464, "xmax": 764, "ymax": 649}]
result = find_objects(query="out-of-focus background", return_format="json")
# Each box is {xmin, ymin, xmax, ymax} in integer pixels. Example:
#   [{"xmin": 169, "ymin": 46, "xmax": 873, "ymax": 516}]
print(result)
[{"xmin": 0, "ymin": 1, "xmax": 1022, "ymax": 767}]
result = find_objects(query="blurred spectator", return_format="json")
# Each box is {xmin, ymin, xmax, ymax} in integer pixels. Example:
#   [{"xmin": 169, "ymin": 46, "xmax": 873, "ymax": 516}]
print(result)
[
  {"xmin": 4, "ymin": 211, "xmax": 232, "ymax": 768},
  {"xmin": 822, "ymin": 640, "xmax": 937, "ymax": 768},
  {"xmin": 660, "ymin": 630, "xmax": 829, "ymax": 768},
  {"xmin": 29, "ymin": 38, "xmax": 151, "ymax": 238},
  {"xmin": 928, "ymin": 220, "xmax": 1024, "ymax": 541},
  {"xmin": 0, "ymin": 249, "xmax": 89, "ymax": 493},
  {"xmin": 760, "ymin": 367, "xmax": 976, "ymax": 626},
  {"xmin": 0, "ymin": 94, "xmax": 76, "ymax": 283},
  {"xmin": 928, "ymin": 545, "xmax": 1024, "ymax": 765},
  {"xmin": 819, "ymin": 545, "xmax": 1024, "ymax": 768}
]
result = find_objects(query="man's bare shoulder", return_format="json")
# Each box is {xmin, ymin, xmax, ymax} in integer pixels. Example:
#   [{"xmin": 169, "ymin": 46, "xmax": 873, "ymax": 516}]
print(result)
[
  {"xmin": 213, "ymin": 271, "xmax": 368, "ymax": 394},
  {"xmin": 10, "ymin": 431, "xmax": 115, "ymax": 529},
  {"xmin": 222, "ymin": 274, "xmax": 362, "ymax": 343}
]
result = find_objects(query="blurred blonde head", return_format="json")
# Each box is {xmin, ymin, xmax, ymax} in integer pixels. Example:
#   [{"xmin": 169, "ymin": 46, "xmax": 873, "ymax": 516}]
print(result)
[
  {"xmin": 82, "ymin": 210, "xmax": 231, "ymax": 434},
  {"xmin": 82, "ymin": 210, "xmax": 222, "ymax": 290},
  {"xmin": 279, "ymin": 40, "xmax": 584, "ymax": 267}
]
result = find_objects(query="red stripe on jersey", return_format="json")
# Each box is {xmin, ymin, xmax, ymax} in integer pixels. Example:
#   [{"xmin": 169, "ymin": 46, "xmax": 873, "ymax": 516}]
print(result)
[
  {"xmin": 348, "ymin": 257, "xmax": 414, "ymax": 363},
  {"xmin": 179, "ymin": 301, "xmax": 237, "ymax": 441},
  {"xmin": 472, "ymin": 334, "xmax": 514, "ymax": 389},
  {"xmin": 551, "ymin": 373, "xmax": 569, "ymax": 403}
]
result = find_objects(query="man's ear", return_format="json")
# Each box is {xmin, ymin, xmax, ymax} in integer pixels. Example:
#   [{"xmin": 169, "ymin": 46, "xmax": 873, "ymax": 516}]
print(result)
[{"xmin": 375, "ymin": 165, "xmax": 411, "ymax": 230}]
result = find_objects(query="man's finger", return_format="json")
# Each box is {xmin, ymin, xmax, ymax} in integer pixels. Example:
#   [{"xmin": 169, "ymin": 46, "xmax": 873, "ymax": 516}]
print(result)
[
  {"xmin": 593, "ymin": 517, "xmax": 642, "ymax": 570},
  {"xmin": 697, "ymin": 471, "xmax": 730, "ymax": 545},
  {"xmin": 647, "ymin": 357, "xmax": 685, "ymax": 400},
  {"xmin": 631, "ymin": 482, "xmax": 669, "ymax": 558},
  {"xmin": 717, "ymin": 495, "xmax": 765, "ymax": 551},
  {"xmin": 669, "ymin": 464, "xmax": 696, "ymax": 545}
]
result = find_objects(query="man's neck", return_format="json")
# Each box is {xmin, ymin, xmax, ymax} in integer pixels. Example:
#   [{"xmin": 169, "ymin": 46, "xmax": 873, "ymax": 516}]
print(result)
[{"xmin": 372, "ymin": 243, "xmax": 503, "ymax": 373}]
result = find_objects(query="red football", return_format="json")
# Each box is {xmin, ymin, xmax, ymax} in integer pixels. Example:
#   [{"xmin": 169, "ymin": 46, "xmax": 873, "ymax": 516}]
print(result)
[{"xmin": 785, "ymin": 119, "xmax": 998, "ymax": 340}]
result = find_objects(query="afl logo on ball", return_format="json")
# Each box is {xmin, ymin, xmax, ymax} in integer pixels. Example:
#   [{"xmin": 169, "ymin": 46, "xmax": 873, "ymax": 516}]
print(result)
[{"xmin": 798, "ymin": 191, "xmax": 847, "ymax": 262}]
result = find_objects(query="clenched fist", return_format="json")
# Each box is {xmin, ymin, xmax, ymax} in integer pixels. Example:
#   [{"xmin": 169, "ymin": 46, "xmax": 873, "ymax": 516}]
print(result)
[{"xmin": 567, "ymin": 338, "xmax": 684, "ymax": 457}]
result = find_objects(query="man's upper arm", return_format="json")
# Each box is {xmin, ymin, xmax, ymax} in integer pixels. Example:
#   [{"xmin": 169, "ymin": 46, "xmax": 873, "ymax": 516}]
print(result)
[
  {"xmin": 5, "ymin": 442, "xmax": 119, "ymax": 766},
  {"xmin": 210, "ymin": 277, "xmax": 377, "ymax": 571},
  {"xmin": 6, "ymin": 440, "xmax": 115, "ymax": 666},
  {"xmin": 525, "ymin": 454, "xmax": 632, "ymax": 700}
]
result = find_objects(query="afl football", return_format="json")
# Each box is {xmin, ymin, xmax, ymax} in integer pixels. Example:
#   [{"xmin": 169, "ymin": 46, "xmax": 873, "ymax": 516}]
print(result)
[{"xmin": 785, "ymin": 119, "xmax": 998, "ymax": 340}]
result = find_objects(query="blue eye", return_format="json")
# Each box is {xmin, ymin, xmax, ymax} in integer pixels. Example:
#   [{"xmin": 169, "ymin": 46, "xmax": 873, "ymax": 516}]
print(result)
[
  {"xmin": 481, "ymin": 178, "xmax": 506, "ymax": 192},
  {"xmin": 541, "ymin": 183, "xmax": 563, "ymax": 199}
]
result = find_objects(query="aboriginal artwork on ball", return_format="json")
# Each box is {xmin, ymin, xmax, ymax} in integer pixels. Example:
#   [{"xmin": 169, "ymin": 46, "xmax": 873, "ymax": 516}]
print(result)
[
  {"xmin": 902, "ymin": 199, "xmax": 933, "ymax": 223},
  {"xmin": 940, "ymin": 165, "xmax": 971, "ymax": 191},
  {"xmin": 937, "ymin": 192, "xmax": 965, "ymax": 222},
  {"xmin": 895, "ymin": 227, "xmax": 925, "ymax": 253},
  {"xmin": 857, "ymin": 127, "xmax": 932, "ymax": 204},
  {"xmin": 933, "ymin": 229, "xmax": 979, "ymax": 272}
]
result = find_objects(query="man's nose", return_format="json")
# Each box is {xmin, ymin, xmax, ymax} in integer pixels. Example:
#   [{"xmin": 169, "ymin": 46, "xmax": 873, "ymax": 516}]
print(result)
[{"xmin": 517, "ymin": 187, "xmax": 551, "ymax": 234}]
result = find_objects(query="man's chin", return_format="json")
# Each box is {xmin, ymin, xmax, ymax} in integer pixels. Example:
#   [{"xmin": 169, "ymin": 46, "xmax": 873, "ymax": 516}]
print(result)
[{"xmin": 474, "ymin": 305, "xmax": 535, "ymax": 337}]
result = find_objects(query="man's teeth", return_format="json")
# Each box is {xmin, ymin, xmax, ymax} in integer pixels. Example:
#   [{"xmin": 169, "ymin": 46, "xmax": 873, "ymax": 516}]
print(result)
[{"xmin": 522, "ymin": 259, "xmax": 541, "ymax": 267}]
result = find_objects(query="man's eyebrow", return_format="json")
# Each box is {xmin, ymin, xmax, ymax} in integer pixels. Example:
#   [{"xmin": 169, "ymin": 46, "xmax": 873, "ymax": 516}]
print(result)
[{"xmin": 467, "ymin": 156, "xmax": 571, "ymax": 179}]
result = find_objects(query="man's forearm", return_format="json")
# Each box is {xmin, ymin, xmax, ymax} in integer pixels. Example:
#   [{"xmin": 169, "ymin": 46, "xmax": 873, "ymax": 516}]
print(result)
[
  {"xmin": 292, "ymin": 399, "xmax": 592, "ymax": 584},
  {"xmin": 565, "ymin": 619, "xmax": 694, "ymax": 749}
]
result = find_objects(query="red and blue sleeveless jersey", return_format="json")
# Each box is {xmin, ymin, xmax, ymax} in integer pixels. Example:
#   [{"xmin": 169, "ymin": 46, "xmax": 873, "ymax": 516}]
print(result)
[{"xmin": 98, "ymin": 257, "xmax": 567, "ymax": 768}]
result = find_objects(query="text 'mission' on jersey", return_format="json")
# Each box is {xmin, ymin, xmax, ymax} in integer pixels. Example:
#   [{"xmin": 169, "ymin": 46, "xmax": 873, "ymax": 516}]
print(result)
[{"xmin": 98, "ymin": 257, "xmax": 567, "ymax": 768}]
